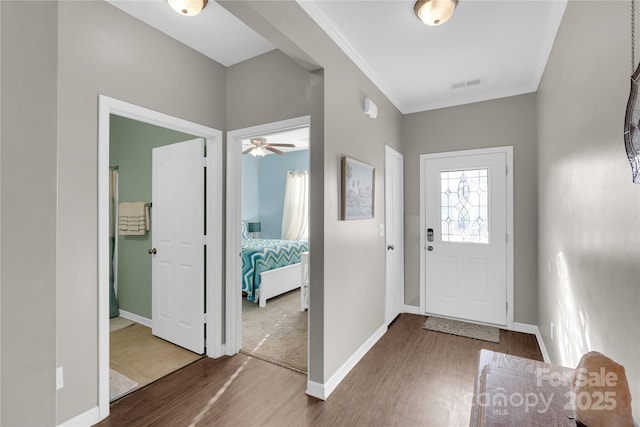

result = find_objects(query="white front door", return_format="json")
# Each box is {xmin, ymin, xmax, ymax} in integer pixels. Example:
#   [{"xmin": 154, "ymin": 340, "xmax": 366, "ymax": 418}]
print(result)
[
  {"xmin": 422, "ymin": 149, "xmax": 510, "ymax": 326},
  {"xmin": 385, "ymin": 146, "xmax": 404, "ymax": 325},
  {"xmin": 151, "ymin": 138, "xmax": 205, "ymax": 354}
]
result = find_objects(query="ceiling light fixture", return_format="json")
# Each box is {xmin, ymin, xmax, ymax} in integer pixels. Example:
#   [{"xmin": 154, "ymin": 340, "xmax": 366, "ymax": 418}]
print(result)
[
  {"xmin": 167, "ymin": 0, "xmax": 208, "ymax": 17},
  {"xmin": 414, "ymin": 0, "xmax": 458, "ymax": 26},
  {"xmin": 250, "ymin": 146, "xmax": 266, "ymax": 157}
]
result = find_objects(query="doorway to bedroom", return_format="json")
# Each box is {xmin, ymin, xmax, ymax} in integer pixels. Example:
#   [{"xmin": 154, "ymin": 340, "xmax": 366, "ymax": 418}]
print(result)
[{"xmin": 229, "ymin": 117, "xmax": 310, "ymax": 374}]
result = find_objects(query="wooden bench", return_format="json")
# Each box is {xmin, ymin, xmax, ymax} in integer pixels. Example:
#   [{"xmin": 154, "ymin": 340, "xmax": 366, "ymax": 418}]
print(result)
[{"xmin": 470, "ymin": 349, "xmax": 578, "ymax": 426}]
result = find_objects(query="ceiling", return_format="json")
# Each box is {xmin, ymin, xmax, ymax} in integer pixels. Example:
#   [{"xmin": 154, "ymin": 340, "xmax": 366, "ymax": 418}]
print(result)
[
  {"xmin": 107, "ymin": 0, "xmax": 567, "ymax": 114},
  {"xmin": 106, "ymin": 0, "xmax": 275, "ymax": 66}
]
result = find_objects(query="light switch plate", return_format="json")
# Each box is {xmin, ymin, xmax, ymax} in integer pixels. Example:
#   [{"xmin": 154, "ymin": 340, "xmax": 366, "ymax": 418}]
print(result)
[{"xmin": 56, "ymin": 367, "xmax": 64, "ymax": 390}]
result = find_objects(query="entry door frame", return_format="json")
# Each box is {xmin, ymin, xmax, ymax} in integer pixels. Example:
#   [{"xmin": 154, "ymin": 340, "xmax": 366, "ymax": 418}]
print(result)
[
  {"xmin": 419, "ymin": 146, "xmax": 514, "ymax": 329},
  {"xmin": 97, "ymin": 95, "xmax": 223, "ymax": 420},
  {"xmin": 225, "ymin": 116, "xmax": 311, "ymax": 356}
]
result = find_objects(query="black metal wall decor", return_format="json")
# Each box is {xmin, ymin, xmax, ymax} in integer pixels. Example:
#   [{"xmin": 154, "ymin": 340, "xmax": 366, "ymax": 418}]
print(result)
[
  {"xmin": 625, "ymin": 0, "xmax": 640, "ymax": 183},
  {"xmin": 624, "ymin": 63, "xmax": 640, "ymax": 184}
]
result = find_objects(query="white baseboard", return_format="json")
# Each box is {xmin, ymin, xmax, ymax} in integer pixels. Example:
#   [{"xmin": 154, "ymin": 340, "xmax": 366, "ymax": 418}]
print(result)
[
  {"xmin": 306, "ymin": 323, "xmax": 387, "ymax": 400},
  {"xmin": 118, "ymin": 310, "xmax": 152, "ymax": 328},
  {"xmin": 512, "ymin": 322, "xmax": 550, "ymax": 363},
  {"xmin": 534, "ymin": 327, "xmax": 551, "ymax": 363},
  {"xmin": 402, "ymin": 305, "xmax": 421, "ymax": 315},
  {"xmin": 305, "ymin": 380, "xmax": 325, "ymax": 400},
  {"xmin": 58, "ymin": 406, "xmax": 100, "ymax": 427},
  {"xmin": 511, "ymin": 322, "xmax": 538, "ymax": 335}
]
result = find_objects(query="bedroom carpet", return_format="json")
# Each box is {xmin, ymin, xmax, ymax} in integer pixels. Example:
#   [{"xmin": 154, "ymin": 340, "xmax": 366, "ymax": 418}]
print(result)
[
  {"xmin": 423, "ymin": 316, "xmax": 500, "ymax": 343},
  {"xmin": 242, "ymin": 289, "xmax": 307, "ymax": 373},
  {"xmin": 110, "ymin": 322, "xmax": 203, "ymax": 399}
]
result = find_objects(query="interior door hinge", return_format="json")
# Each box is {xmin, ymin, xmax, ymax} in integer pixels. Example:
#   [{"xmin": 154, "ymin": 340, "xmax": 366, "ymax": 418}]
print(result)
[
  {"xmin": 203, "ymin": 157, "xmax": 209, "ymax": 168},
  {"xmin": 202, "ymin": 313, "xmax": 207, "ymax": 324},
  {"xmin": 506, "ymin": 301, "xmax": 508, "ymax": 312},
  {"xmin": 505, "ymin": 165, "xmax": 508, "ymax": 175},
  {"xmin": 203, "ymin": 235, "xmax": 208, "ymax": 245}
]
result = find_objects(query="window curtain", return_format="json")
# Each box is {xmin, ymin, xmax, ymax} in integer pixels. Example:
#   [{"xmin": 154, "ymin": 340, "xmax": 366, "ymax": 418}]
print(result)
[
  {"xmin": 281, "ymin": 171, "xmax": 309, "ymax": 240},
  {"xmin": 109, "ymin": 168, "xmax": 120, "ymax": 318}
]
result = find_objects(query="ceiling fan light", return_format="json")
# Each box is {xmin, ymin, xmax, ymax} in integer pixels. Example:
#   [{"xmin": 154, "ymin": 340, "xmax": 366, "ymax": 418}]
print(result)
[
  {"xmin": 414, "ymin": 0, "xmax": 458, "ymax": 26},
  {"xmin": 167, "ymin": 0, "xmax": 207, "ymax": 16},
  {"xmin": 255, "ymin": 146, "xmax": 266, "ymax": 157}
]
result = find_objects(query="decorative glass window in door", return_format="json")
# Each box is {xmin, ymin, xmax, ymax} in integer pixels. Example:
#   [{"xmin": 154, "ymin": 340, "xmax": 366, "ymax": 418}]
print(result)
[{"xmin": 440, "ymin": 169, "xmax": 489, "ymax": 243}]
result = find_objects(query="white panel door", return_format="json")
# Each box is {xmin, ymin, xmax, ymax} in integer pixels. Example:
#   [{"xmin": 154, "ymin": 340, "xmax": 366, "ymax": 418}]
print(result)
[
  {"xmin": 385, "ymin": 146, "xmax": 404, "ymax": 325},
  {"xmin": 423, "ymin": 151, "xmax": 507, "ymax": 325},
  {"xmin": 152, "ymin": 138, "xmax": 205, "ymax": 354}
]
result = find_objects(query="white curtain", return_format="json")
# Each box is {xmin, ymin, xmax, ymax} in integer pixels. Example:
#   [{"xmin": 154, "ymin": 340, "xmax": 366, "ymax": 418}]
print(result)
[{"xmin": 281, "ymin": 171, "xmax": 309, "ymax": 240}]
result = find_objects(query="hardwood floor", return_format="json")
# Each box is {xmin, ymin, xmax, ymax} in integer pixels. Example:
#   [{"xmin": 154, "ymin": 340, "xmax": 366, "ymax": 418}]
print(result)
[{"xmin": 97, "ymin": 314, "xmax": 542, "ymax": 427}]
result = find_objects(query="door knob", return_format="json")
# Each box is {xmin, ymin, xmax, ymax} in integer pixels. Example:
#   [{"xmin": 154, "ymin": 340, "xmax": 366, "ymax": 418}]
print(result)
[
  {"xmin": 387, "ymin": 244, "xmax": 395, "ymax": 251},
  {"xmin": 148, "ymin": 248, "xmax": 157, "ymax": 255},
  {"xmin": 427, "ymin": 246, "xmax": 434, "ymax": 251}
]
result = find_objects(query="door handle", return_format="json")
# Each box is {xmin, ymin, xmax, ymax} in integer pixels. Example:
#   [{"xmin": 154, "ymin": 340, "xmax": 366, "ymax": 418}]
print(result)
[
  {"xmin": 387, "ymin": 244, "xmax": 395, "ymax": 251},
  {"xmin": 148, "ymin": 248, "xmax": 157, "ymax": 255},
  {"xmin": 427, "ymin": 246, "xmax": 434, "ymax": 252}
]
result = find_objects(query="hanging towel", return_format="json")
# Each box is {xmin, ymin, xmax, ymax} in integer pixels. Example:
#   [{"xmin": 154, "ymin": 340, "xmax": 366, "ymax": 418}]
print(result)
[{"xmin": 118, "ymin": 202, "xmax": 149, "ymax": 235}]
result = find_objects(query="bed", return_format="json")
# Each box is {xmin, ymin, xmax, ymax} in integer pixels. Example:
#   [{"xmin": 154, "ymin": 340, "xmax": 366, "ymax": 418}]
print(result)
[{"xmin": 241, "ymin": 222, "xmax": 309, "ymax": 307}]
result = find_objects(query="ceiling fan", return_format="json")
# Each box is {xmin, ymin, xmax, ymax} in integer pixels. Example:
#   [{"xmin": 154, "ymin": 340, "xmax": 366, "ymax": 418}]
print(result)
[{"xmin": 243, "ymin": 137, "xmax": 295, "ymax": 156}]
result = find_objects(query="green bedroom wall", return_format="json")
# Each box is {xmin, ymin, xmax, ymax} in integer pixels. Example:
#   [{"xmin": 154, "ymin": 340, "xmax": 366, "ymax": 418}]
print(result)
[{"xmin": 109, "ymin": 114, "xmax": 196, "ymax": 320}]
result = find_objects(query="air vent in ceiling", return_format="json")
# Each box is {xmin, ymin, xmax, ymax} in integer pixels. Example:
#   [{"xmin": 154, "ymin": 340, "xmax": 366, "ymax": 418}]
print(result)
[{"xmin": 450, "ymin": 78, "xmax": 482, "ymax": 90}]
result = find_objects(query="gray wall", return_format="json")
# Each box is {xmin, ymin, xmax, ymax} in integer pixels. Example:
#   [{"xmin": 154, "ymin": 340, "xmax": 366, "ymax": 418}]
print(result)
[
  {"xmin": 226, "ymin": 50, "xmax": 311, "ymax": 131},
  {"xmin": 537, "ymin": 0, "xmax": 640, "ymax": 417},
  {"xmin": 56, "ymin": 1, "xmax": 226, "ymax": 423},
  {"xmin": 402, "ymin": 94, "xmax": 538, "ymax": 324},
  {"xmin": 0, "ymin": 2, "xmax": 58, "ymax": 425},
  {"xmin": 221, "ymin": 1, "xmax": 403, "ymax": 382}
]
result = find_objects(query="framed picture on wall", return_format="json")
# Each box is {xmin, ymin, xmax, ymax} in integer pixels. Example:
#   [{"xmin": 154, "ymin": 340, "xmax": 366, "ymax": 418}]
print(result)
[{"xmin": 341, "ymin": 156, "xmax": 375, "ymax": 220}]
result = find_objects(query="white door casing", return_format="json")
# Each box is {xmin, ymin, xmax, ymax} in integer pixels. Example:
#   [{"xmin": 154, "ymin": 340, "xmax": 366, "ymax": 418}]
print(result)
[
  {"xmin": 98, "ymin": 96, "xmax": 222, "ymax": 422},
  {"xmin": 225, "ymin": 116, "xmax": 311, "ymax": 356},
  {"xmin": 385, "ymin": 145, "xmax": 404, "ymax": 325},
  {"xmin": 421, "ymin": 147, "xmax": 513, "ymax": 327},
  {"xmin": 151, "ymin": 138, "xmax": 205, "ymax": 354}
]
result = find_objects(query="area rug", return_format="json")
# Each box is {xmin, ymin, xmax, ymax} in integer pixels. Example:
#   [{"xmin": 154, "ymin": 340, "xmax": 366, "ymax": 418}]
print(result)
[
  {"xmin": 423, "ymin": 316, "xmax": 500, "ymax": 343},
  {"xmin": 110, "ymin": 323, "xmax": 204, "ymax": 390},
  {"xmin": 241, "ymin": 289, "xmax": 307, "ymax": 373},
  {"xmin": 109, "ymin": 369, "xmax": 138, "ymax": 401},
  {"xmin": 109, "ymin": 316, "xmax": 135, "ymax": 332}
]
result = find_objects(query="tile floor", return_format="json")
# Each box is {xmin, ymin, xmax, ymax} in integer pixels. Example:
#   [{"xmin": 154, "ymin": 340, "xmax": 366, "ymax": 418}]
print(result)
[{"xmin": 110, "ymin": 322, "xmax": 203, "ymax": 390}]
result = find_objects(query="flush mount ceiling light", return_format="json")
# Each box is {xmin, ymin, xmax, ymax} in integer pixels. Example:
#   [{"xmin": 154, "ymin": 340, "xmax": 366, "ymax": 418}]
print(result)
[
  {"xmin": 414, "ymin": 0, "xmax": 458, "ymax": 26},
  {"xmin": 167, "ymin": 0, "xmax": 208, "ymax": 16}
]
